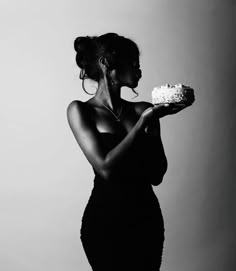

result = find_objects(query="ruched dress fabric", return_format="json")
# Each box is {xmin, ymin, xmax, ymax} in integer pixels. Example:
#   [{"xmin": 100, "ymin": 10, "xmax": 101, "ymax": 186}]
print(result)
[{"xmin": 80, "ymin": 132, "xmax": 165, "ymax": 271}]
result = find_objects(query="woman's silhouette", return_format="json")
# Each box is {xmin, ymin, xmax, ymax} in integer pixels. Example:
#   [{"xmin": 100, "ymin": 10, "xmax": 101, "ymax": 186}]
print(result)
[{"xmin": 67, "ymin": 33, "xmax": 192, "ymax": 271}]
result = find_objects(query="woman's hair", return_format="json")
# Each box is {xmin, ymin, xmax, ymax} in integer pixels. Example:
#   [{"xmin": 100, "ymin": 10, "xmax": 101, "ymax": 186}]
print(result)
[{"xmin": 74, "ymin": 33, "xmax": 139, "ymax": 97}]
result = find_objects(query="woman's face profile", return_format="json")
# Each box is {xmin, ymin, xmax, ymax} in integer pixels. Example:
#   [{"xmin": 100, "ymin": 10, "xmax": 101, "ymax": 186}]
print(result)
[{"xmin": 114, "ymin": 57, "xmax": 142, "ymax": 88}]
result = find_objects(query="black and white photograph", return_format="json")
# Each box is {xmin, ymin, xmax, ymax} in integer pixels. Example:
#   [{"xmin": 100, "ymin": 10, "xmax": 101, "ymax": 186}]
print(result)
[{"xmin": 1, "ymin": 1, "xmax": 235, "ymax": 270}]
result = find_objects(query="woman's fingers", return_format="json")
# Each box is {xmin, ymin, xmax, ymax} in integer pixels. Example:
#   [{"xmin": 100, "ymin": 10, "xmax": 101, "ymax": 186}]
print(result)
[
  {"xmin": 152, "ymin": 104, "xmax": 170, "ymax": 111},
  {"xmin": 151, "ymin": 101, "xmax": 194, "ymax": 118},
  {"xmin": 154, "ymin": 103, "xmax": 191, "ymax": 115},
  {"xmin": 153, "ymin": 104, "xmax": 169, "ymax": 107},
  {"xmin": 167, "ymin": 103, "xmax": 190, "ymax": 114}
]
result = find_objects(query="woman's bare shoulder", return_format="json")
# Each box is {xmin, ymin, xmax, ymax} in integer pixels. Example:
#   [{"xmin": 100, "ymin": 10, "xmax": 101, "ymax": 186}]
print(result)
[
  {"xmin": 67, "ymin": 99, "xmax": 83, "ymax": 108},
  {"xmin": 67, "ymin": 99, "xmax": 92, "ymax": 112},
  {"xmin": 67, "ymin": 99, "xmax": 153, "ymax": 120},
  {"xmin": 132, "ymin": 101, "xmax": 153, "ymax": 117},
  {"xmin": 66, "ymin": 100, "xmax": 92, "ymax": 123}
]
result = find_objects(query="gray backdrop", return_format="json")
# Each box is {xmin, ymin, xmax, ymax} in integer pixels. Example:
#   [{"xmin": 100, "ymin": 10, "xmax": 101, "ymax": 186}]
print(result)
[{"xmin": 0, "ymin": 0, "xmax": 235, "ymax": 270}]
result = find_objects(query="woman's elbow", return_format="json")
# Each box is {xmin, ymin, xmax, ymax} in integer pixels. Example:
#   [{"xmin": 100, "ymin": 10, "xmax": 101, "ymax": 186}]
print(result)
[
  {"xmin": 150, "ymin": 164, "xmax": 168, "ymax": 186},
  {"xmin": 95, "ymin": 168, "xmax": 110, "ymax": 181},
  {"xmin": 96, "ymin": 167, "xmax": 116, "ymax": 182},
  {"xmin": 150, "ymin": 172, "xmax": 164, "ymax": 186}
]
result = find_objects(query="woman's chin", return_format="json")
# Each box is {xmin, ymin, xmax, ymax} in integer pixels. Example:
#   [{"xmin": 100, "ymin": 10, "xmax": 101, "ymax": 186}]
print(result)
[
  {"xmin": 130, "ymin": 80, "xmax": 139, "ymax": 88},
  {"xmin": 122, "ymin": 79, "xmax": 139, "ymax": 89}
]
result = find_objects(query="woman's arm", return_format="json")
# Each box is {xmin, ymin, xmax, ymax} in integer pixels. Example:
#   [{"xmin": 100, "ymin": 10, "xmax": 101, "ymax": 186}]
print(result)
[
  {"xmin": 142, "ymin": 131, "xmax": 168, "ymax": 186},
  {"xmin": 67, "ymin": 100, "xmax": 144, "ymax": 181},
  {"xmin": 134, "ymin": 102, "xmax": 168, "ymax": 185},
  {"xmin": 67, "ymin": 100, "xmax": 172, "ymax": 182}
]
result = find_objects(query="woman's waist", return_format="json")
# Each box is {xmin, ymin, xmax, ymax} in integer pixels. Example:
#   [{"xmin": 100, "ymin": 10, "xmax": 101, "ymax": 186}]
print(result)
[
  {"xmin": 82, "ymin": 190, "xmax": 163, "ymax": 225},
  {"xmin": 93, "ymin": 171, "xmax": 154, "ymax": 186},
  {"xmin": 86, "ymin": 183, "xmax": 159, "ymax": 210},
  {"xmin": 92, "ymin": 178, "xmax": 154, "ymax": 197}
]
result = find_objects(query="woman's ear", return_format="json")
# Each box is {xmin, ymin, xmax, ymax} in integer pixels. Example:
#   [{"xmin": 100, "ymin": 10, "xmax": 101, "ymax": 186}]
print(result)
[{"xmin": 98, "ymin": 56, "xmax": 109, "ymax": 71}]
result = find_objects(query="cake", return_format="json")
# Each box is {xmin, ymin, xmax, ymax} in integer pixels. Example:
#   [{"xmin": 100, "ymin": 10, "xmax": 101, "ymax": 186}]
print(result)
[{"xmin": 152, "ymin": 83, "xmax": 194, "ymax": 105}]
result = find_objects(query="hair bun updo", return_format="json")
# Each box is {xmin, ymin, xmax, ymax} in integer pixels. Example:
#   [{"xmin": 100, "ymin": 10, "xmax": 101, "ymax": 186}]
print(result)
[
  {"xmin": 73, "ymin": 33, "xmax": 140, "ymax": 98},
  {"xmin": 74, "ymin": 36, "xmax": 97, "ymax": 70}
]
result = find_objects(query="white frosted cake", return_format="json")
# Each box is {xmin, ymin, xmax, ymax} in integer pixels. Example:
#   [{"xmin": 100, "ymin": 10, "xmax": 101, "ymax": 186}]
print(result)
[{"xmin": 152, "ymin": 83, "xmax": 194, "ymax": 105}]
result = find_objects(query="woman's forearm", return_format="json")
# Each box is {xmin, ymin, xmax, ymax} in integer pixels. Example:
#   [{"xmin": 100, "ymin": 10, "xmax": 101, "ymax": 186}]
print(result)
[
  {"xmin": 141, "ymin": 133, "xmax": 168, "ymax": 185},
  {"xmin": 142, "ymin": 118, "xmax": 167, "ymax": 174},
  {"xmin": 103, "ymin": 116, "xmax": 167, "ymax": 183},
  {"xmin": 103, "ymin": 118, "xmax": 144, "ymax": 179}
]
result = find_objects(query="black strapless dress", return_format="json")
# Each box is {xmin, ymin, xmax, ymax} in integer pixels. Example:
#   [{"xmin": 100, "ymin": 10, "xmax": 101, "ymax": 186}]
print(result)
[{"xmin": 80, "ymin": 132, "xmax": 165, "ymax": 271}]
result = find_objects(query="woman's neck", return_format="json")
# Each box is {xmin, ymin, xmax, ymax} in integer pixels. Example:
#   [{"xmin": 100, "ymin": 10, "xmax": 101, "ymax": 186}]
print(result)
[{"xmin": 95, "ymin": 78, "xmax": 122, "ymax": 112}]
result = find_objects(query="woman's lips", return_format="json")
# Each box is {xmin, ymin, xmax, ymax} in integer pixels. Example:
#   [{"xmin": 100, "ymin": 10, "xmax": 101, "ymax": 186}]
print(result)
[{"xmin": 136, "ymin": 70, "xmax": 142, "ymax": 79}]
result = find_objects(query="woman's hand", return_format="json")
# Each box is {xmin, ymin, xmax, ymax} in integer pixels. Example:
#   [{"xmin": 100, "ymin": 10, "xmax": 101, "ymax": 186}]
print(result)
[
  {"xmin": 158, "ymin": 102, "xmax": 191, "ymax": 116},
  {"xmin": 142, "ymin": 102, "xmax": 193, "ymax": 119},
  {"xmin": 140, "ymin": 102, "xmax": 194, "ymax": 133}
]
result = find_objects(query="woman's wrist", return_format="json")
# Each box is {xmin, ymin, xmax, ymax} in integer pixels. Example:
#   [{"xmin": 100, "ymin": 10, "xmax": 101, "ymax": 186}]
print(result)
[
  {"xmin": 145, "ymin": 126, "xmax": 160, "ymax": 136},
  {"xmin": 135, "ymin": 115, "xmax": 146, "ymax": 134}
]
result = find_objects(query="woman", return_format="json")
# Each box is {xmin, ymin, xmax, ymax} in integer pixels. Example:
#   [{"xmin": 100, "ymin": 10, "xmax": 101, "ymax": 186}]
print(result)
[{"xmin": 67, "ymin": 33, "xmax": 192, "ymax": 271}]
